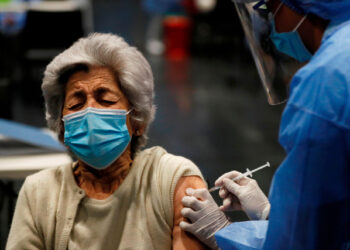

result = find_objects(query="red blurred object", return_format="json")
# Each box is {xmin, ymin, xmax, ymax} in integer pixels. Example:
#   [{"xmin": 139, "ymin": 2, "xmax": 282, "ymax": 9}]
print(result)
[
  {"xmin": 163, "ymin": 16, "xmax": 192, "ymax": 60},
  {"xmin": 183, "ymin": 0, "xmax": 198, "ymax": 15}
]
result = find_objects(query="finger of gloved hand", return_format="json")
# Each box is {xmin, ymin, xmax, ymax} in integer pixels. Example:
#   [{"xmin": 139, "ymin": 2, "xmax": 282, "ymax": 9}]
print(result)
[
  {"xmin": 219, "ymin": 187, "xmax": 228, "ymax": 199},
  {"xmin": 179, "ymin": 221, "xmax": 195, "ymax": 234},
  {"xmin": 248, "ymin": 179, "xmax": 259, "ymax": 189},
  {"xmin": 222, "ymin": 178, "xmax": 242, "ymax": 197},
  {"xmin": 182, "ymin": 196, "xmax": 204, "ymax": 211},
  {"xmin": 215, "ymin": 171, "xmax": 242, "ymax": 187},
  {"xmin": 230, "ymin": 194, "xmax": 242, "ymax": 211},
  {"xmin": 234, "ymin": 175, "xmax": 252, "ymax": 186},
  {"xmin": 219, "ymin": 194, "xmax": 240, "ymax": 211},
  {"xmin": 185, "ymin": 188, "xmax": 195, "ymax": 196},
  {"xmin": 186, "ymin": 188, "xmax": 210, "ymax": 200},
  {"xmin": 189, "ymin": 188, "xmax": 214, "ymax": 202},
  {"xmin": 181, "ymin": 207, "xmax": 199, "ymax": 222},
  {"xmin": 220, "ymin": 196, "xmax": 233, "ymax": 211}
]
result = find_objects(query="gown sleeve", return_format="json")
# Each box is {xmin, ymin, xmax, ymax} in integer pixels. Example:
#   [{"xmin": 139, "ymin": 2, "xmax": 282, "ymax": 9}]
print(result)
[{"xmin": 263, "ymin": 102, "xmax": 350, "ymax": 250}]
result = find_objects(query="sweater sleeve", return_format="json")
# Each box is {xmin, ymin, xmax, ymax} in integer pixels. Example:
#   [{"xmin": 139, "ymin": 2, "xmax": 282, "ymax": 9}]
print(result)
[
  {"xmin": 6, "ymin": 178, "xmax": 45, "ymax": 250},
  {"xmin": 157, "ymin": 153, "xmax": 206, "ymax": 228}
]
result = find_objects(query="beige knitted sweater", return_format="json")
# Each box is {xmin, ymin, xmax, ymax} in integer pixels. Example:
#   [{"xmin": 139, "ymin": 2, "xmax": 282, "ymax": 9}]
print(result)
[{"xmin": 6, "ymin": 146, "xmax": 204, "ymax": 250}]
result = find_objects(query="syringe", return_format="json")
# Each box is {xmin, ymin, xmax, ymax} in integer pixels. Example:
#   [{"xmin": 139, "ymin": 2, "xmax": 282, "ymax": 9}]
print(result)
[{"xmin": 208, "ymin": 162, "xmax": 270, "ymax": 193}]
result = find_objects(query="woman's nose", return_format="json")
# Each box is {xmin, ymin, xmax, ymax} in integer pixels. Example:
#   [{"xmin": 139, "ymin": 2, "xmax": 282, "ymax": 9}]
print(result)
[{"xmin": 85, "ymin": 96, "xmax": 99, "ymax": 109}]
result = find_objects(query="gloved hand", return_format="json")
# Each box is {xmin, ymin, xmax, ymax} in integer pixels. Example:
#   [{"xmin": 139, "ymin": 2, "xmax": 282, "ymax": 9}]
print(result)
[
  {"xmin": 179, "ymin": 188, "xmax": 231, "ymax": 250},
  {"xmin": 215, "ymin": 171, "xmax": 270, "ymax": 220}
]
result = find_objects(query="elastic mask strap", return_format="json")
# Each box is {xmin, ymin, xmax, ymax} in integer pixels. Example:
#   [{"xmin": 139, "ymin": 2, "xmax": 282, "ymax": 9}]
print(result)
[
  {"xmin": 293, "ymin": 15, "xmax": 307, "ymax": 32},
  {"xmin": 273, "ymin": 2, "xmax": 283, "ymax": 18},
  {"xmin": 63, "ymin": 108, "xmax": 131, "ymax": 122}
]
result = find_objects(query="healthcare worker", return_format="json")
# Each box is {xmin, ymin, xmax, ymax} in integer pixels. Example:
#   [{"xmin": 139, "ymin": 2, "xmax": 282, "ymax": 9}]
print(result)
[{"xmin": 179, "ymin": 0, "xmax": 350, "ymax": 249}]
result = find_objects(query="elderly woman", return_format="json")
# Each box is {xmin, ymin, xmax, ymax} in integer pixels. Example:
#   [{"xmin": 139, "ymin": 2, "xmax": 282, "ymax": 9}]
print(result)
[{"xmin": 6, "ymin": 33, "xmax": 208, "ymax": 250}]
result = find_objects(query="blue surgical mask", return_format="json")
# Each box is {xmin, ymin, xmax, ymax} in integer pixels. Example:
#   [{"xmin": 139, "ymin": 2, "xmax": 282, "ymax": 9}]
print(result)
[
  {"xmin": 63, "ymin": 107, "xmax": 131, "ymax": 170},
  {"xmin": 269, "ymin": 4, "xmax": 312, "ymax": 62}
]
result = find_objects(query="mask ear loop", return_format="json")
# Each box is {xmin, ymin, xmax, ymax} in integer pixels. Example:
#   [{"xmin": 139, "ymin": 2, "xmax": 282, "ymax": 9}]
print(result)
[
  {"xmin": 293, "ymin": 15, "xmax": 308, "ymax": 32},
  {"xmin": 272, "ymin": 2, "xmax": 283, "ymax": 18},
  {"xmin": 126, "ymin": 108, "xmax": 142, "ymax": 136}
]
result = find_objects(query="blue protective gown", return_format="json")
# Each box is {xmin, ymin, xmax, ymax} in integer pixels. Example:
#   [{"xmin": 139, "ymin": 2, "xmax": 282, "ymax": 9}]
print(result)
[{"xmin": 215, "ymin": 16, "xmax": 350, "ymax": 250}]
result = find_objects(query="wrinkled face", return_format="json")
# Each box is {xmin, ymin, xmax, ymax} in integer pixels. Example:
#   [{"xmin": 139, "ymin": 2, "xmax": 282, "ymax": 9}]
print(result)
[{"xmin": 62, "ymin": 66, "xmax": 134, "ymax": 136}]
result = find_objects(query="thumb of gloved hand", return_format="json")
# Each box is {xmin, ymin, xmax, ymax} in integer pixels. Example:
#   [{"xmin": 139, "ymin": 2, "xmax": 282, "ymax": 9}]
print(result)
[
  {"xmin": 222, "ymin": 177, "xmax": 270, "ymax": 220},
  {"xmin": 180, "ymin": 188, "xmax": 230, "ymax": 249}
]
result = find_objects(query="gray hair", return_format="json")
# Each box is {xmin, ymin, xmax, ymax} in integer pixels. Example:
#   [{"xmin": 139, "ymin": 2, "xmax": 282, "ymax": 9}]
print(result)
[{"xmin": 42, "ymin": 33, "xmax": 156, "ymax": 155}]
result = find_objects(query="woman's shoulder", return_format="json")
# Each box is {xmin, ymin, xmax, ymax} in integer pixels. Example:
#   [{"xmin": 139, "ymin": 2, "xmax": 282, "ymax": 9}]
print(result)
[
  {"xmin": 135, "ymin": 146, "xmax": 167, "ymax": 159},
  {"xmin": 136, "ymin": 146, "xmax": 202, "ymax": 176},
  {"xmin": 136, "ymin": 146, "xmax": 205, "ymax": 227},
  {"xmin": 138, "ymin": 146, "xmax": 205, "ymax": 195}
]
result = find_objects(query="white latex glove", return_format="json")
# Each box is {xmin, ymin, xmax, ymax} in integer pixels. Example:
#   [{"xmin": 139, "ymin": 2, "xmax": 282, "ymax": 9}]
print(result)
[
  {"xmin": 215, "ymin": 171, "xmax": 270, "ymax": 220},
  {"xmin": 180, "ymin": 188, "xmax": 231, "ymax": 250}
]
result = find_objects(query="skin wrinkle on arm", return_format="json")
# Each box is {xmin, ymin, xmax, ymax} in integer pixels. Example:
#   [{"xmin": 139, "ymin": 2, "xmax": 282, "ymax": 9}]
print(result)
[{"xmin": 172, "ymin": 176, "xmax": 209, "ymax": 250}]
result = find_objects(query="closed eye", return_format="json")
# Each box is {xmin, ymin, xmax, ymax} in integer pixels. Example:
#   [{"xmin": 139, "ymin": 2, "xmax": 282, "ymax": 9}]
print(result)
[
  {"xmin": 101, "ymin": 100, "xmax": 117, "ymax": 105},
  {"xmin": 95, "ymin": 87, "xmax": 121, "ymax": 105},
  {"xmin": 68, "ymin": 103, "xmax": 84, "ymax": 110},
  {"xmin": 66, "ymin": 90, "xmax": 86, "ymax": 110}
]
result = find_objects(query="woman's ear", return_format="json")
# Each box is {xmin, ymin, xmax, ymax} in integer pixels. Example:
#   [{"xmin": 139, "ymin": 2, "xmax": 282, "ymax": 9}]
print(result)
[{"xmin": 134, "ymin": 124, "xmax": 146, "ymax": 136}]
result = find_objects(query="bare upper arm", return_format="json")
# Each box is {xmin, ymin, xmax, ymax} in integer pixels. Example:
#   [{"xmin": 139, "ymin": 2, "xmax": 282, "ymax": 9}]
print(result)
[{"xmin": 172, "ymin": 176, "xmax": 209, "ymax": 250}]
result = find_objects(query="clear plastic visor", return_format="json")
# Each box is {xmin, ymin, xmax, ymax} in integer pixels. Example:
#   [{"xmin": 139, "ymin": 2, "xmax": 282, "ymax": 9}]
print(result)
[{"xmin": 233, "ymin": 1, "xmax": 304, "ymax": 105}]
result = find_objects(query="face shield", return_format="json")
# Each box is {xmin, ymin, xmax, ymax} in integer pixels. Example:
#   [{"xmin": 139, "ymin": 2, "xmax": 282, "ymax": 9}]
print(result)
[{"xmin": 233, "ymin": 0, "xmax": 303, "ymax": 105}]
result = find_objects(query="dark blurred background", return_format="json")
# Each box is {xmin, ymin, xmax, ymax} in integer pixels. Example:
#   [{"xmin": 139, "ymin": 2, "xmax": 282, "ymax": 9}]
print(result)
[{"xmin": 0, "ymin": 0, "xmax": 285, "ymax": 248}]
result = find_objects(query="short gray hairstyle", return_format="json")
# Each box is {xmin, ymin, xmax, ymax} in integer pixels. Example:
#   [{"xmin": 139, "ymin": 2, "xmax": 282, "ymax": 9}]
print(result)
[{"xmin": 42, "ymin": 33, "xmax": 156, "ymax": 154}]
